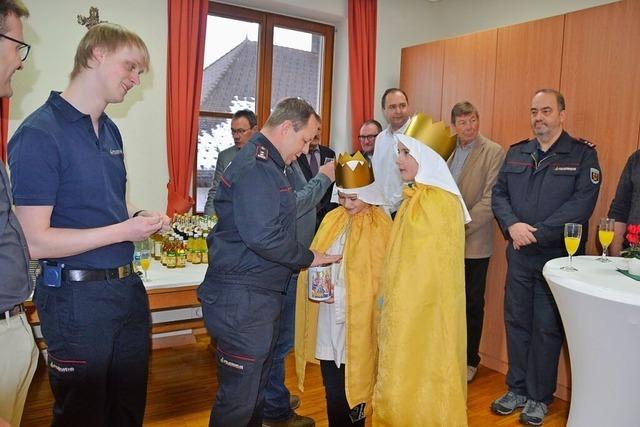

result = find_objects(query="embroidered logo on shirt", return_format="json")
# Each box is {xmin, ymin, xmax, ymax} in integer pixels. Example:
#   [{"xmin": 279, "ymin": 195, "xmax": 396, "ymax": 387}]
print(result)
[
  {"xmin": 109, "ymin": 149, "xmax": 123, "ymax": 156},
  {"xmin": 590, "ymin": 168, "xmax": 600, "ymax": 184},
  {"xmin": 554, "ymin": 166, "xmax": 577, "ymax": 172}
]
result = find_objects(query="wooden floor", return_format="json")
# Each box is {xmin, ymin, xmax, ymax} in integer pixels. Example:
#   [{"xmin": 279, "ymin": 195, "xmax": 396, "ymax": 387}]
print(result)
[{"xmin": 22, "ymin": 335, "xmax": 569, "ymax": 426}]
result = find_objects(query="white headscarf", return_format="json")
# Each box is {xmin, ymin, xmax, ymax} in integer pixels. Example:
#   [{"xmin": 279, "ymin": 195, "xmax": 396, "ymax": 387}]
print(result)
[
  {"xmin": 395, "ymin": 134, "xmax": 471, "ymax": 224},
  {"xmin": 330, "ymin": 181, "xmax": 387, "ymax": 207}
]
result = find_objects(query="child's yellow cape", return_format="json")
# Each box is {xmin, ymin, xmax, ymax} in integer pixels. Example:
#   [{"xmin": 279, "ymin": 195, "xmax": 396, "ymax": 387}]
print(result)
[
  {"xmin": 295, "ymin": 205, "xmax": 391, "ymax": 416},
  {"xmin": 373, "ymin": 184, "xmax": 468, "ymax": 427}
]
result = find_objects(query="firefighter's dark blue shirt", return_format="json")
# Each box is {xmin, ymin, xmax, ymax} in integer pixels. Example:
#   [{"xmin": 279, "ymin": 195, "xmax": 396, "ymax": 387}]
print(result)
[
  {"xmin": 492, "ymin": 131, "xmax": 601, "ymax": 255},
  {"xmin": 201, "ymin": 132, "xmax": 314, "ymax": 292}
]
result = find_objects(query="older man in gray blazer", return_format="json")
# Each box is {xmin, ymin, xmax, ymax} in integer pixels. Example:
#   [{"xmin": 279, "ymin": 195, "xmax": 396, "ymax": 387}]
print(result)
[
  {"xmin": 204, "ymin": 109, "xmax": 258, "ymax": 216},
  {"xmin": 447, "ymin": 101, "xmax": 505, "ymax": 382}
]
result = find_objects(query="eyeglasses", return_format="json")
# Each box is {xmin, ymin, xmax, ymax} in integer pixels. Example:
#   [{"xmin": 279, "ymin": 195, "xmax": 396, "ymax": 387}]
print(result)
[
  {"xmin": 0, "ymin": 33, "xmax": 30, "ymax": 62},
  {"xmin": 230, "ymin": 128, "xmax": 249, "ymax": 135},
  {"xmin": 358, "ymin": 134, "xmax": 379, "ymax": 143}
]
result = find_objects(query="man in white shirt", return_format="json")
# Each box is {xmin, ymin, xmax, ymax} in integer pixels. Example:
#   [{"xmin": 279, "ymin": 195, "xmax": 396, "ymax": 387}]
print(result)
[{"xmin": 371, "ymin": 88, "xmax": 411, "ymax": 215}]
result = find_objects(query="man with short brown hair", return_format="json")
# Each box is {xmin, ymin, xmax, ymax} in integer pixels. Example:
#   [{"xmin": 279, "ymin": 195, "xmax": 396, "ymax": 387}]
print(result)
[
  {"xmin": 371, "ymin": 88, "xmax": 411, "ymax": 214},
  {"xmin": 447, "ymin": 101, "xmax": 504, "ymax": 383}
]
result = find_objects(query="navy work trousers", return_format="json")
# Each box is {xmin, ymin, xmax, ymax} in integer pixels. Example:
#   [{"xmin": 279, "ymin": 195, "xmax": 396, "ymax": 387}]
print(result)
[
  {"xmin": 504, "ymin": 245, "xmax": 564, "ymax": 404},
  {"xmin": 200, "ymin": 284, "xmax": 283, "ymax": 427},
  {"xmin": 34, "ymin": 273, "xmax": 150, "ymax": 427}
]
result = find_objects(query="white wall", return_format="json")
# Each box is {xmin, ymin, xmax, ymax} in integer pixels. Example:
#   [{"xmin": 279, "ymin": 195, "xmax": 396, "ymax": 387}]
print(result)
[
  {"xmin": 12, "ymin": 0, "xmax": 168, "ymax": 212},
  {"xmin": 375, "ymin": 0, "xmax": 619, "ymax": 122}
]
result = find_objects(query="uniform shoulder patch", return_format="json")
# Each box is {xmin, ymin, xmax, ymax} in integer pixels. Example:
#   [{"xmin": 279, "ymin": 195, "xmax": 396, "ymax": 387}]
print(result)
[
  {"xmin": 255, "ymin": 145, "xmax": 269, "ymax": 160},
  {"xmin": 590, "ymin": 167, "xmax": 600, "ymax": 184},
  {"xmin": 511, "ymin": 138, "xmax": 531, "ymax": 147},
  {"xmin": 576, "ymin": 138, "xmax": 596, "ymax": 149}
]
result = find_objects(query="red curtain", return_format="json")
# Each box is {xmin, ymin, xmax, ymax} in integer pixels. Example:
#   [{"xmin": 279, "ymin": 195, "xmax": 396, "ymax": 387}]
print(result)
[
  {"xmin": 348, "ymin": 0, "xmax": 377, "ymax": 152},
  {"xmin": 0, "ymin": 98, "xmax": 9, "ymax": 162},
  {"xmin": 166, "ymin": 0, "xmax": 208, "ymax": 215}
]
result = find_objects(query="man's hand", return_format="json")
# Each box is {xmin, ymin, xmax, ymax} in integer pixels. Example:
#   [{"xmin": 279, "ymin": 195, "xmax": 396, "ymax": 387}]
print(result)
[
  {"xmin": 137, "ymin": 210, "xmax": 171, "ymax": 232},
  {"xmin": 508, "ymin": 222, "xmax": 538, "ymax": 249},
  {"xmin": 310, "ymin": 250, "xmax": 341, "ymax": 267},
  {"xmin": 121, "ymin": 215, "xmax": 164, "ymax": 242},
  {"xmin": 318, "ymin": 161, "xmax": 336, "ymax": 182}
]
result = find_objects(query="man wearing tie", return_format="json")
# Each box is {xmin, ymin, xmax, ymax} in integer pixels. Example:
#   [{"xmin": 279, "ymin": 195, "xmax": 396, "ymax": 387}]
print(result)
[{"xmin": 296, "ymin": 121, "xmax": 336, "ymax": 228}]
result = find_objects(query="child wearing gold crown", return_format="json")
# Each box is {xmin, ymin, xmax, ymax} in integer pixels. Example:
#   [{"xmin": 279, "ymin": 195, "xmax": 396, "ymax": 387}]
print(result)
[
  {"xmin": 373, "ymin": 126, "xmax": 471, "ymax": 426},
  {"xmin": 294, "ymin": 152, "xmax": 391, "ymax": 426}
]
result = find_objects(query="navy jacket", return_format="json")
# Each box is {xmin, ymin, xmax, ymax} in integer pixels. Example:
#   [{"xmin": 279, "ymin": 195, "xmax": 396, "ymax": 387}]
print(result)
[
  {"xmin": 492, "ymin": 131, "xmax": 601, "ymax": 256},
  {"xmin": 201, "ymin": 133, "xmax": 314, "ymax": 292}
]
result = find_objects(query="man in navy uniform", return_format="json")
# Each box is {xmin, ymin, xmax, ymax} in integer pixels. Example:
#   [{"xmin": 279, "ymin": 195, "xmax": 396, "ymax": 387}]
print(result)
[
  {"xmin": 491, "ymin": 89, "xmax": 600, "ymax": 425},
  {"xmin": 9, "ymin": 24, "xmax": 169, "ymax": 426},
  {"xmin": 199, "ymin": 97, "xmax": 340, "ymax": 427}
]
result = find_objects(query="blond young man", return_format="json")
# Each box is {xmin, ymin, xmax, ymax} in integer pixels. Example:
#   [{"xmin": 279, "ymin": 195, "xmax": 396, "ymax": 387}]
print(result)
[{"xmin": 9, "ymin": 23, "xmax": 169, "ymax": 426}]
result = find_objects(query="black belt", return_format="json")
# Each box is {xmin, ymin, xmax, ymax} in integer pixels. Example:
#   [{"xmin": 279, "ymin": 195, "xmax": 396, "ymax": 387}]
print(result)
[
  {"xmin": 3, "ymin": 303, "xmax": 25, "ymax": 320},
  {"xmin": 62, "ymin": 264, "xmax": 135, "ymax": 282}
]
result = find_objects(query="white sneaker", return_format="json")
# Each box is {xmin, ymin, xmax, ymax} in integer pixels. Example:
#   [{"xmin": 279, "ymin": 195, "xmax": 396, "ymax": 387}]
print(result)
[{"xmin": 467, "ymin": 365, "xmax": 478, "ymax": 382}]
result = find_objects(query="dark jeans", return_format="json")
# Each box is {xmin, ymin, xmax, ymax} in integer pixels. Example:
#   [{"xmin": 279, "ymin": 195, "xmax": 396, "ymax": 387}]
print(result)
[
  {"xmin": 504, "ymin": 246, "xmax": 564, "ymax": 404},
  {"xmin": 263, "ymin": 274, "xmax": 298, "ymax": 420},
  {"xmin": 320, "ymin": 361, "xmax": 365, "ymax": 427},
  {"xmin": 465, "ymin": 257, "xmax": 490, "ymax": 367},
  {"xmin": 200, "ymin": 284, "xmax": 283, "ymax": 427},
  {"xmin": 34, "ymin": 273, "xmax": 150, "ymax": 427}
]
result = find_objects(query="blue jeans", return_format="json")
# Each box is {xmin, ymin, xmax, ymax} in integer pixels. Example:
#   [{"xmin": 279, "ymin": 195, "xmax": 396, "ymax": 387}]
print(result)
[{"xmin": 263, "ymin": 274, "xmax": 298, "ymax": 420}]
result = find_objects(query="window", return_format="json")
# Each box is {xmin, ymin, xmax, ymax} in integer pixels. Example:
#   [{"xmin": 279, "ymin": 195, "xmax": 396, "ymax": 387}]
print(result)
[{"xmin": 195, "ymin": 3, "xmax": 335, "ymax": 213}]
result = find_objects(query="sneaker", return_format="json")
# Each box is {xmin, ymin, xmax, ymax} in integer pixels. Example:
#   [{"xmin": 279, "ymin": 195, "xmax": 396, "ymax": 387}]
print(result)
[
  {"xmin": 290, "ymin": 394, "xmax": 301, "ymax": 410},
  {"xmin": 491, "ymin": 391, "xmax": 527, "ymax": 415},
  {"xmin": 263, "ymin": 413, "xmax": 315, "ymax": 427},
  {"xmin": 519, "ymin": 400, "xmax": 548, "ymax": 426},
  {"xmin": 467, "ymin": 365, "xmax": 478, "ymax": 382}
]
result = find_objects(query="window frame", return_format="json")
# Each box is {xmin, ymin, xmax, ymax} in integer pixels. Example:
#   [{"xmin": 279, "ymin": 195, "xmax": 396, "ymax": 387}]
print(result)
[{"xmin": 194, "ymin": 2, "xmax": 335, "ymax": 213}]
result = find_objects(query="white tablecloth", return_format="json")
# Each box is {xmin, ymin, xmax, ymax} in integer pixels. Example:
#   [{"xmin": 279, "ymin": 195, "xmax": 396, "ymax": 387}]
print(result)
[
  {"xmin": 141, "ymin": 259, "xmax": 208, "ymax": 291},
  {"xmin": 543, "ymin": 256, "xmax": 640, "ymax": 427}
]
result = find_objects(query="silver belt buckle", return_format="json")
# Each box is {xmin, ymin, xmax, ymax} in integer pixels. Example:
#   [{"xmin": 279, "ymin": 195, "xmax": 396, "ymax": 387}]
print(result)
[{"xmin": 117, "ymin": 264, "xmax": 132, "ymax": 279}]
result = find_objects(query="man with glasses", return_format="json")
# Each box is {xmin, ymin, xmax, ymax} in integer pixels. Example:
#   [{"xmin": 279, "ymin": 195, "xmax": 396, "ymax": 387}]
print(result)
[
  {"xmin": 356, "ymin": 119, "xmax": 381, "ymax": 161},
  {"xmin": 204, "ymin": 109, "xmax": 258, "ymax": 216},
  {"xmin": 0, "ymin": 2, "xmax": 34, "ymax": 427}
]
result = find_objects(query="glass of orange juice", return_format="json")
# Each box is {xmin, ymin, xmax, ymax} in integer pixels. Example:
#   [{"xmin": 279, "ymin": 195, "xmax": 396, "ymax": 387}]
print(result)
[
  {"xmin": 596, "ymin": 217, "xmax": 615, "ymax": 263},
  {"xmin": 139, "ymin": 239, "xmax": 151, "ymax": 282},
  {"xmin": 562, "ymin": 223, "xmax": 582, "ymax": 271}
]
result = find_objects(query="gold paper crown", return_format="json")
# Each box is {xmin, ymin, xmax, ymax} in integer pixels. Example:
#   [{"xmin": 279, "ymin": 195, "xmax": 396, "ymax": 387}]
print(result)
[
  {"xmin": 404, "ymin": 113, "xmax": 457, "ymax": 160},
  {"xmin": 335, "ymin": 151, "xmax": 375, "ymax": 189}
]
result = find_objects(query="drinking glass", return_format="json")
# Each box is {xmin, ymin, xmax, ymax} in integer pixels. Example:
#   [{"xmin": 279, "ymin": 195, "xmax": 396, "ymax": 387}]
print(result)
[
  {"xmin": 596, "ymin": 217, "xmax": 615, "ymax": 263},
  {"xmin": 139, "ymin": 239, "xmax": 151, "ymax": 281},
  {"xmin": 562, "ymin": 223, "xmax": 582, "ymax": 271}
]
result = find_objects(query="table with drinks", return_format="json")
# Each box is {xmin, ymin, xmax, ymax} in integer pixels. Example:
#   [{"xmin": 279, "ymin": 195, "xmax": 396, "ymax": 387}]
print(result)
[{"xmin": 543, "ymin": 220, "xmax": 640, "ymax": 427}]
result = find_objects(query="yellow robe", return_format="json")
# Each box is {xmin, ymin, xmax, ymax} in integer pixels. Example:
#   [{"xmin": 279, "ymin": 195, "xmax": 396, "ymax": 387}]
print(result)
[
  {"xmin": 373, "ymin": 184, "xmax": 467, "ymax": 427},
  {"xmin": 295, "ymin": 205, "xmax": 392, "ymax": 416}
]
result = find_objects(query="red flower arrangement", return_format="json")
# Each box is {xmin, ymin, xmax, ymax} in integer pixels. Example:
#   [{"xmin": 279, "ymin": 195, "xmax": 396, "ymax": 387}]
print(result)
[{"xmin": 621, "ymin": 224, "xmax": 640, "ymax": 258}]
